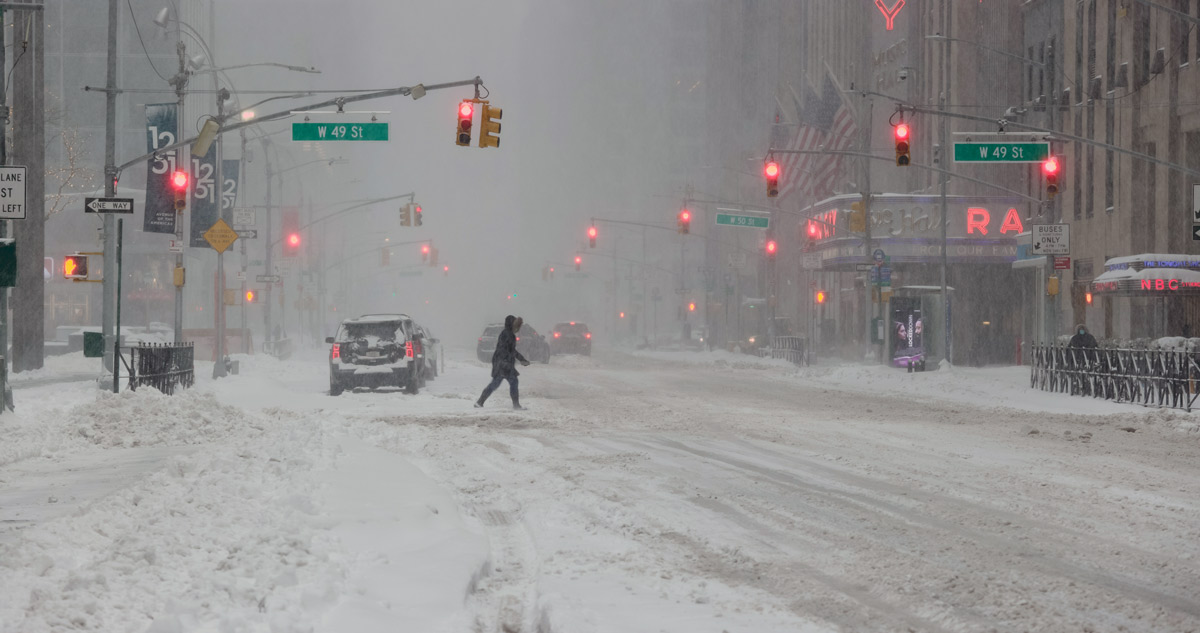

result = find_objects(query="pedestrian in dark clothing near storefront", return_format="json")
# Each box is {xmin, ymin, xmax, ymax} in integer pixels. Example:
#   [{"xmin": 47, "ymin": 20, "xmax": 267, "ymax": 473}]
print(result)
[
  {"xmin": 475, "ymin": 315, "xmax": 530, "ymax": 410},
  {"xmin": 1069, "ymin": 324, "xmax": 1098, "ymax": 349}
]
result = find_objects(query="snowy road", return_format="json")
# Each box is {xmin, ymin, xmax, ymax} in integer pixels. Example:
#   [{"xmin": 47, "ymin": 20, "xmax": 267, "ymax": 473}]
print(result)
[{"xmin": 2, "ymin": 348, "xmax": 1199, "ymax": 632}]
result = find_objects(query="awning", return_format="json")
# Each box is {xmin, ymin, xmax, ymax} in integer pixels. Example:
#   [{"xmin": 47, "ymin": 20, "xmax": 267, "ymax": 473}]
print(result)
[{"xmin": 1092, "ymin": 254, "xmax": 1200, "ymax": 295}]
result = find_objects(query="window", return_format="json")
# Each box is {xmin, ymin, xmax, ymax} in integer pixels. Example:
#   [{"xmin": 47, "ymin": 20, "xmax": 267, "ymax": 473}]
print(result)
[{"xmin": 1178, "ymin": 0, "xmax": 1192, "ymax": 65}]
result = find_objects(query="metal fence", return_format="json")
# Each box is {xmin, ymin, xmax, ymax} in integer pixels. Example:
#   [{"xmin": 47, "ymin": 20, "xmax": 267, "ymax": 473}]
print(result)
[
  {"xmin": 118, "ymin": 343, "xmax": 195, "ymax": 395},
  {"xmin": 759, "ymin": 336, "xmax": 809, "ymax": 366},
  {"xmin": 1030, "ymin": 344, "xmax": 1200, "ymax": 411}
]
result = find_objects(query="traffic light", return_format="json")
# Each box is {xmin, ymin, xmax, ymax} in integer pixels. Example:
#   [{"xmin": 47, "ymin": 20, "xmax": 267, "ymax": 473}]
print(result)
[
  {"xmin": 456, "ymin": 100, "xmax": 474, "ymax": 146},
  {"xmin": 1043, "ymin": 157, "xmax": 1060, "ymax": 199},
  {"xmin": 765, "ymin": 239, "xmax": 778, "ymax": 258},
  {"xmin": 1086, "ymin": 291, "xmax": 1093, "ymax": 305},
  {"xmin": 688, "ymin": 302, "xmax": 696, "ymax": 312},
  {"xmin": 764, "ymin": 160, "xmax": 780, "ymax": 197},
  {"xmin": 588, "ymin": 225, "xmax": 597, "ymax": 248},
  {"xmin": 171, "ymin": 169, "xmax": 188, "ymax": 211},
  {"xmin": 281, "ymin": 208, "xmax": 300, "ymax": 257},
  {"xmin": 815, "ymin": 290, "xmax": 827, "ymax": 304},
  {"xmin": 63, "ymin": 254, "xmax": 88, "ymax": 280},
  {"xmin": 400, "ymin": 203, "xmax": 412, "ymax": 226},
  {"xmin": 894, "ymin": 123, "xmax": 910, "ymax": 166},
  {"xmin": 575, "ymin": 255, "xmax": 582, "ymax": 271},
  {"xmin": 421, "ymin": 243, "xmax": 430, "ymax": 262},
  {"xmin": 619, "ymin": 311, "xmax": 625, "ymax": 319},
  {"xmin": 414, "ymin": 204, "xmax": 423, "ymax": 226},
  {"xmin": 443, "ymin": 265, "xmax": 449, "ymax": 276},
  {"xmin": 245, "ymin": 289, "xmax": 257, "ymax": 303},
  {"xmin": 678, "ymin": 209, "xmax": 691, "ymax": 234},
  {"xmin": 479, "ymin": 103, "xmax": 502, "ymax": 148},
  {"xmin": 805, "ymin": 220, "xmax": 822, "ymax": 244}
]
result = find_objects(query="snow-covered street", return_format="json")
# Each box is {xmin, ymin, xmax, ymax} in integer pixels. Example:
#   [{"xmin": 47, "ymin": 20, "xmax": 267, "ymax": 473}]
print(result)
[{"xmin": 2, "ymin": 349, "xmax": 1199, "ymax": 632}]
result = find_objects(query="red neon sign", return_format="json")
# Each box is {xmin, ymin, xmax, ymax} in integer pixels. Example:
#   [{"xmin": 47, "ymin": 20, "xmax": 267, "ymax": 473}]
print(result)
[
  {"xmin": 966, "ymin": 208, "xmax": 1025, "ymax": 236},
  {"xmin": 1139, "ymin": 279, "xmax": 1200, "ymax": 292},
  {"xmin": 874, "ymin": 0, "xmax": 906, "ymax": 31}
]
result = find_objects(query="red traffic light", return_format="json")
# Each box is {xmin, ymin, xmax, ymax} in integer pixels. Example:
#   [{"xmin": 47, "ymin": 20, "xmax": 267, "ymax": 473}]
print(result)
[
  {"xmin": 575, "ymin": 255, "xmax": 582, "ymax": 264},
  {"xmin": 764, "ymin": 161, "xmax": 780, "ymax": 178},
  {"xmin": 171, "ymin": 170, "xmax": 188, "ymax": 190},
  {"xmin": 63, "ymin": 254, "xmax": 88, "ymax": 279},
  {"xmin": 421, "ymin": 244, "xmax": 431, "ymax": 255},
  {"xmin": 619, "ymin": 311, "xmax": 625, "ymax": 318},
  {"xmin": 587, "ymin": 226, "xmax": 597, "ymax": 239},
  {"xmin": 459, "ymin": 102, "xmax": 474, "ymax": 119},
  {"xmin": 1043, "ymin": 157, "xmax": 1060, "ymax": 175},
  {"xmin": 680, "ymin": 210, "xmax": 691, "ymax": 222},
  {"xmin": 894, "ymin": 124, "xmax": 909, "ymax": 140},
  {"xmin": 287, "ymin": 233, "xmax": 301, "ymax": 248},
  {"xmin": 765, "ymin": 240, "xmax": 778, "ymax": 255},
  {"xmin": 807, "ymin": 222, "xmax": 821, "ymax": 239}
]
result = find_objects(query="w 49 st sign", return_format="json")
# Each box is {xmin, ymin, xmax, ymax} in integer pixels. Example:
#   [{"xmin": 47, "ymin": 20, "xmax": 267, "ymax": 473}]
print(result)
[{"xmin": 954, "ymin": 142, "xmax": 1050, "ymax": 163}]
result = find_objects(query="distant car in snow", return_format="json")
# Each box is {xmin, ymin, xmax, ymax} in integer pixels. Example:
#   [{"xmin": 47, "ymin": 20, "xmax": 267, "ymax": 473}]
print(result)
[
  {"xmin": 551, "ymin": 321, "xmax": 592, "ymax": 356},
  {"xmin": 476, "ymin": 322, "xmax": 551, "ymax": 364},
  {"xmin": 326, "ymin": 314, "xmax": 427, "ymax": 395}
]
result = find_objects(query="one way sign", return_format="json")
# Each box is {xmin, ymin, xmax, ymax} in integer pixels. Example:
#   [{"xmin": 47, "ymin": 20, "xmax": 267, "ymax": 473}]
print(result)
[{"xmin": 84, "ymin": 197, "xmax": 135, "ymax": 214}]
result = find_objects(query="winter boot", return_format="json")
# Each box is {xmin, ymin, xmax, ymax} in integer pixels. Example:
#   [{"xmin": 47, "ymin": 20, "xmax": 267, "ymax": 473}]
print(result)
[
  {"xmin": 475, "ymin": 390, "xmax": 489, "ymax": 408},
  {"xmin": 512, "ymin": 397, "xmax": 526, "ymax": 411}
]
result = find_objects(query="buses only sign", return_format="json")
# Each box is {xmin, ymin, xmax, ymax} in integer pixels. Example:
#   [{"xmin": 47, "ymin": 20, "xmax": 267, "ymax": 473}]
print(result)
[{"xmin": 1032, "ymin": 224, "xmax": 1070, "ymax": 255}]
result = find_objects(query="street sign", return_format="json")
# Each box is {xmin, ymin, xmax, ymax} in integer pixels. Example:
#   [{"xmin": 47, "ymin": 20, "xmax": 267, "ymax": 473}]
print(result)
[
  {"xmin": 292, "ymin": 122, "xmax": 389, "ymax": 142},
  {"xmin": 233, "ymin": 208, "xmax": 256, "ymax": 227},
  {"xmin": 1032, "ymin": 223, "xmax": 1070, "ymax": 255},
  {"xmin": 0, "ymin": 166, "xmax": 27, "ymax": 220},
  {"xmin": 236, "ymin": 271, "xmax": 246, "ymax": 281},
  {"xmin": 84, "ymin": 197, "xmax": 134, "ymax": 214},
  {"xmin": 203, "ymin": 218, "xmax": 239, "ymax": 254},
  {"xmin": 715, "ymin": 212, "xmax": 770, "ymax": 229},
  {"xmin": 256, "ymin": 274, "xmax": 281, "ymax": 283},
  {"xmin": 953, "ymin": 142, "xmax": 1050, "ymax": 163},
  {"xmin": 168, "ymin": 240, "xmax": 184, "ymax": 254},
  {"xmin": 1054, "ymin": 256, "xmax": 1071, "ymax": 270},
  {"xmin": 235, "ymin": 229, "xmax": 258, "ymax": 239}
]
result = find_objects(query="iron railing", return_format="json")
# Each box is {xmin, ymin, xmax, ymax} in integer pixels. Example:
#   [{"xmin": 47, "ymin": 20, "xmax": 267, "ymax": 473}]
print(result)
[
  {"xmin": 759, "ymin": 336, "xmax": 809, "ymax": 366},
  {"xmin": 116, "ymin": 343, "xmax": 195, "ymax": 395},
  {"xmin": 1030, "ymin": 344, "xmax": 1200, "ymax": 411}
]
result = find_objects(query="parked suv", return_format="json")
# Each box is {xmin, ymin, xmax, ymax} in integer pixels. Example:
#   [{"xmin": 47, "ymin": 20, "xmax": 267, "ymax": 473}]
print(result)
[
  {"xmin": 327, "ymin": 314, "xmax": 426, "ymax": 395},
  {"xmin": 551, "ymin": 322, "xmax": 592, "ymax": 356},
  {"xmin": 476, "ymin": 322, "xmax": 551, "ymax": 364}
]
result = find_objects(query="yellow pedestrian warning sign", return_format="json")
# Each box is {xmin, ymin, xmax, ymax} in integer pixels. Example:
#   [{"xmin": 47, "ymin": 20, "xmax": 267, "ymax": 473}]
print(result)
[{"xmin": 204, "ymin": 218, "xmax": 239, "ymax": 254}]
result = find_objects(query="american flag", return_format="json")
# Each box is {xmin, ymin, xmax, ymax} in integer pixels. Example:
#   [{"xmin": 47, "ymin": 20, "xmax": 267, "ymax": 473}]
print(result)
[{"xmin": 777, "ymin": 73, "xmax": 857, "ymax": 202}]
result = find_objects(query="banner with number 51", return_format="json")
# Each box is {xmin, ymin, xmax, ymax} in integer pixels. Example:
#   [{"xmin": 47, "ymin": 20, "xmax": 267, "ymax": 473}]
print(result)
[{"xmin": 144, "ymin": 103, "xmax": 178, "ymax": 234}]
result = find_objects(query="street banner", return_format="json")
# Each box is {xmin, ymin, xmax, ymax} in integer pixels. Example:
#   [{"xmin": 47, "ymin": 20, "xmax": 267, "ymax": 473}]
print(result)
[
  {"xmin": 189, "ymin": 150, "xmax": 240, "ymax": 247},
  {"xmin": 221, "ymin": 159, "xmax": 240, "ymax": 224},
  {"xmin": 143, "ymin": 103, "xmax": 178, "ymax": 234}
]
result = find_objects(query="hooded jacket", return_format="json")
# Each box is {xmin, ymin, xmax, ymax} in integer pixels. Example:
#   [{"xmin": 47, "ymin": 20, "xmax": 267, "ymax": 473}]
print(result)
[
  {"xmin": 491, "ymin": 315, "xmax": 528, "ymax": 378},
  {"xmin": 1068, "ymin": 324, "xmax": 1098, "ymax": 349}
]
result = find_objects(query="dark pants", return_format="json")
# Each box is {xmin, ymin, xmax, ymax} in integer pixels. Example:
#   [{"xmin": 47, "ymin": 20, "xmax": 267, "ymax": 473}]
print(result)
[{"xmin": 479, "ymin": 374, "xmax": 518, "ymax": 404}]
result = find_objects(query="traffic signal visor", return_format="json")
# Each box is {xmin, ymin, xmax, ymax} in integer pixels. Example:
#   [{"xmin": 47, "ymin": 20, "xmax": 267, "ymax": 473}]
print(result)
[
  {"xmin": 894, "ymin": 124, "xmax": 911, "ymax": 166},
  {"xmin": 1044, "ymin": 157, "xmax": 1060, "ymax": 198},
  {"xmin": 479, "ymin": 104, "xmax": 502, "ymax": 148},
  {"xmin": 456, "ymin": 100, "xmax": 474, "ymax": 146}
]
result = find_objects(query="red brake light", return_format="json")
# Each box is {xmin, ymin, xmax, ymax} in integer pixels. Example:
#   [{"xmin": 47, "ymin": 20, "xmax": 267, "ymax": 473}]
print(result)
[
  {"xmin": 516, "ymin": 337, "xmax": 520, "ymax": 342},
  {"xmin": 585, "ymin": 332, "xmax": 592, "ymax": 339},
  {"xmin": 331, "ymin": 343, "xmax": 340, "ymax": 359},
  {"xmin": 405, "ymin": 341, "xmax": 414, "ymax": 359},
  {"xmin": 553, "ymin": 332, "xmax": 560, "ymax": 338}
]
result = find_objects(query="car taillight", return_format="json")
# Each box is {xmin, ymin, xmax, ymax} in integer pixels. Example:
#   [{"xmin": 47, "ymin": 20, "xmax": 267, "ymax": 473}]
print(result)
[
  {"xmin": 553, "ymin": 332, "xmax": 560, "ymax": 338},
  {"xmin": 405, "ymin": 341, "xmax": 414, "ymax": 359},
  {"xmin": 331, "ymin": 343, "xmax": 340, "ymax": 359},
  {"xmin": 585, "ymin": 333, "xmax": 592, "ymax": 339},
  {"xmin": 516, "ymin": 336, "xmax": 520, "ymax": 342},
  {"xmin": 414, "ymin": 341, "xmax": 423, "ymax": 356},
  {"xmin": 478, "ymin": 337, "xmax": 483, "ymax": 342}
]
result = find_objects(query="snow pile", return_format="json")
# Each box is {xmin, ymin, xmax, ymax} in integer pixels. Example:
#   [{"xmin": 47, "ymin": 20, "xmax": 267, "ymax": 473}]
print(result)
[{"xmin": 69, "ymin": 389, "xmax": 256, "ymax": 449}]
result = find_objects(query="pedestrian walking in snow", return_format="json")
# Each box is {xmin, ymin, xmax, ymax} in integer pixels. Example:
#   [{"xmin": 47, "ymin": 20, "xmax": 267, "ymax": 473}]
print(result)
[
  {"xmin": 1068, "ymin": 324, "xmax": 1098, "ymax": 349},
  {"xmin": 475, "ymin": 315, "xmax": 530, "ymax": 410}
]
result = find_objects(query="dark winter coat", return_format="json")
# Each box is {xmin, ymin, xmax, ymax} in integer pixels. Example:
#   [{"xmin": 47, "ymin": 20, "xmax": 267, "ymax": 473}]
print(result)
[
  {"xmin": 1068, "ymin": 324, "xmax": 1098, "ymax": 349},
  {"xmin": 491, "ymin": 315, "xmax": 528, "ymax": 379}
]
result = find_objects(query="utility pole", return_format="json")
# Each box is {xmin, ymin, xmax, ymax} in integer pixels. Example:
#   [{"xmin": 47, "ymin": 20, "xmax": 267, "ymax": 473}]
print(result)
[
  {"xmin": 170, "ymin": 21, "xmax": 188, "ymax": 343},
  {"xmin": 239, "ymin": 129, "xmax": 249, "ymax": 353},
  {"xmin": 262, "ymin": 138, "xmax": 274, "ymax": 348},
  {"xmin": 213, "ymin": 88, "xmax": 229, "ymax": 378},
  {"xmin": 10, "ymin": 1, "xmax": 45, "ymax": 373},
  {"xmin": 101, "ymin": 0, "xmax": 119, "ymax": 378},
  {"xmin": 0, "ymin": 6, "xmax": 8, "ymax": 386},
  {"xmin": 938, "ymin": 92, "xmax": 951, "ymax": 367}
]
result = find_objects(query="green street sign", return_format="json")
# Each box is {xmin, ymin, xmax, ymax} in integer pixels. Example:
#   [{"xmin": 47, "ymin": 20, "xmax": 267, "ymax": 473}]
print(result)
[
  {"xmin": 953, "ymin": 142, "xmax": 1049, "ymax": 163},
  {"xmin": 715, "ymin": 213, "xmax": 770, "ymax": 229},
  {"xmin": 292, "ymin": 122, "xmax": 389, "ymax": 142}
]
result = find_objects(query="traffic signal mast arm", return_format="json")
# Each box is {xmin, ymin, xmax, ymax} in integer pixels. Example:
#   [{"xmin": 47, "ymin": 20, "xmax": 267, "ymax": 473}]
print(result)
[
  {"xmin": 268, "ymin": 193, "xmax": 416, "ymax": 249},
  {"xmin": 766, "ymin": 147, "xmax": 1043, "ymax": 204},
  {"xmin": 323, "ymin": 238, "xmax": 434, "ymax": 272},
  {"xmin": 113, "ymin": 76, "xmax": 488, "ymax": 177},
  {"xmin": 893, "ymin": 104, "xmax": 1200, "ymax": 181}
]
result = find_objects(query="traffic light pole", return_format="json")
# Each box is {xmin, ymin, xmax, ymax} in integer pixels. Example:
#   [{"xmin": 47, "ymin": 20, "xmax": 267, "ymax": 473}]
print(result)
[
  {"xmin": 171, "ymin": 15, "xmax": 188, "ymax": 344},
  {"xmin": 214, "ymin": 91, "xmax": 228, "ymax": 379},
  {"xmin": 101, "ymin": 0, "xmax": 119, "ymax": 380}
]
